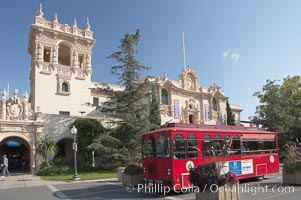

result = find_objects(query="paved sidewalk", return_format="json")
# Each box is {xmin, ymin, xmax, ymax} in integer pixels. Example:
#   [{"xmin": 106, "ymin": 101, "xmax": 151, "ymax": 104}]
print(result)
[{"xmin": 0, "ymin": 173, "xmax": 65, "ymax": 190}]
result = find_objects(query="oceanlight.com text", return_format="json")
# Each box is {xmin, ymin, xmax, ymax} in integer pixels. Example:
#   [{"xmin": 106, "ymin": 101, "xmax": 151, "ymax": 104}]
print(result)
[{"xmin": 125, "ymin": 183, "xmax": 295, "ymax": 196}]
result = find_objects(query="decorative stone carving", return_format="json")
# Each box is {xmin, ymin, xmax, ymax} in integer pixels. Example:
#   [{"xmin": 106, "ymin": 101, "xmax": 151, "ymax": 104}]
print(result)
[
  {"xmin": 1, "ymin": 89, "xmax": 7, "ymax": 120},
  {"xmin": 85, "ymin": 17, "xmax": 91, "ymax": 31},
  {"xmin": 53, "ymin": 13, "xmax": 59, "ymax": 23},
  {"xmin": 162, "ymin": 71, "xmax": 168, "ymax": 80},
  {"xmin": 183, "ymin": 99, "xmax": 200, "ymax": 123},
  {"xmin": 7, "ymin": 89, "xmax": 23, "ymax": 120},
  {"xmin": 37, "ymin": 3, "xmax": 44, "ymax": 18},
  {"xmin": 4, "ymin": 89, "xmax": 33, "ymax": 121},
  {"xmin": 72, "ymin": 50, "xmax": 77, "ymax": 66},
  {"xmin": 73, "ymin": 19, "xmax": 78, "ymax": 28},
  {"xmin": 86, "ymin": 54, "xmax": 91, "ymax": 68},
  {"xmin": 22, "ymin": 92, "xmax": 33, "ymax": 120},
  {"xmin": 36, "ymin": 43, "xmax": 42, "ymax": 61}
]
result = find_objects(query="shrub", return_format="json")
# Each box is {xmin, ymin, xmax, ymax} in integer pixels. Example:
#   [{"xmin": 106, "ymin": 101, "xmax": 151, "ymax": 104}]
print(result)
[
  {"xmin": 189, "ymin": 162, "xmax": 238, "ymax": 191},
  {"xmin": 124, "ymin": 163, "xmax": 142, "ymax": 175},
  {"xmin": 37, "ymin": 162, "xmax": 71, "ymax": 176},
  {"xmin": 283, "ymin": 139, "xmax": 301, "ymax": 173}
]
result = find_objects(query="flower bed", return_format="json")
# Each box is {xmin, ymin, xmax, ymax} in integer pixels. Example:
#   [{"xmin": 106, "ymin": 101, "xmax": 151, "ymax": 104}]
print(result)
[
  {"xmin": 189, "ymin": 162, "xmax": 240, "ymax": 200},
  {"xmin": 282, "ymin": 140, "xmax": 301, "ymax": 185}
]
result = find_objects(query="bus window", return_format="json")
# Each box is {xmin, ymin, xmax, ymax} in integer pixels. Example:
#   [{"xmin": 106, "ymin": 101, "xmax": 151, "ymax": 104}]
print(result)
[
  {"xmin": 214, "ymin": 134, "xmax": 223, "ymax": 156},
  {"xmin": 202, "ymin": 134, "xmax": 213, "ymax": 157},
  {"xmin": 232, "ymin": 135, "xmax": 241, "ymax": 155},
  {"xmin": 242, "ymin": 134, "xmax": 277, "ymax": 154},
  {"xmin": 173, "ymin": 134, "xmax": 185, "ymax": 159},
  {"xmin": 187, "ymin": 134, "xmax": 198, "ymax": 158},
  {"xmin": 156, "ymin": 135, "xmax": 170, "ymax": 158},
  {"xmin": 142, "ymin": 138, "xmax": 155, "ymax": 158},
  {"xmin": 258, "ymin": 136, "xmax": 277, "ymax": 153}
]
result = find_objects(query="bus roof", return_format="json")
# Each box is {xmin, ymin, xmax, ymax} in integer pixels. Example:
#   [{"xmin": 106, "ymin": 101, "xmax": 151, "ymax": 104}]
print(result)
[{"xmin": 142, "ymin": 123, "xmax": 277, "ymax": 136}]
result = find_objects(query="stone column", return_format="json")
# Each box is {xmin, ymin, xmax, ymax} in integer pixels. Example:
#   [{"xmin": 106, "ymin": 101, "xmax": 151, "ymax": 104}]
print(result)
[
  {"xmin": 72, "ymin": 50, "xmax": 77, "ymax": 67},
  {"xmin": 85, "ymin": 54, "xmax": 91, "ymax": 69},
  {"xmin": 31, "ymin": 138, "xmax": 36, "ymax": 174},
  {"xmin": 36, "ymin": 44, "xmax": 42, "ymax": 61},
  {"xmin": 51, "ymin": 47, "xmax": 58, "ymax": 64},
  {"xmin": 0, "ymin": 89, "xmax": 7, "ymax": 120}
]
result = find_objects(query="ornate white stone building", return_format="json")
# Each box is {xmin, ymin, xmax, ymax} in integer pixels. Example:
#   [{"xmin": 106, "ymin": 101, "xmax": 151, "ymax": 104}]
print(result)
[
  {"xmin": 154, "ymin": 67, "xmax": 242, "ymax": 125},
  {"xmin": 0, "ymin": 5, "xmax": 242, "ymax": 172}
]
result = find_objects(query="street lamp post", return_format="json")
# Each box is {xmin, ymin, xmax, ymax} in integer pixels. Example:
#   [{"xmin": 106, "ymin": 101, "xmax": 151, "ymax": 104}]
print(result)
[{"xmin": 71, "ymin": 125, "xmax": 80, "ymax": 181}]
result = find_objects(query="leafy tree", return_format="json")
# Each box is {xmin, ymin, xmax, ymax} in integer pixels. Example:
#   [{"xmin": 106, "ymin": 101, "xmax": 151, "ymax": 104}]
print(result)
[
  {"xmin": 73, "ymin": 118, "xmax": 119, "ymax": 166},
  {"xmin": 36, "ymin": 134, "xmax": 57, "ymax": 166},
  {"xmin": 149, "ymin": 89, "xmax": 161, "ymax": 130},
  {"xmin": 226, "ymin": 100, "xmax": 236, "ymax": 126},
  {"xmin": 251, "ymin": 76, "xmax": 301, "ymax": 149}
]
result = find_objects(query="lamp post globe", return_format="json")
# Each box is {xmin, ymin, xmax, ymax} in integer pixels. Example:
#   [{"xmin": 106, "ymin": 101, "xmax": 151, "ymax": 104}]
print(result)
[{"xmin": 71, "ymin": 125, "xmax": 80, "ymax": 180}]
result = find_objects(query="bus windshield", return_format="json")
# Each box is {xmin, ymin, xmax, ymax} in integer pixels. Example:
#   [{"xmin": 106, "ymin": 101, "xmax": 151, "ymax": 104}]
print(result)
[{"xmin": 142, "ymin": 133, "xmax": 170, "ymax": 158}]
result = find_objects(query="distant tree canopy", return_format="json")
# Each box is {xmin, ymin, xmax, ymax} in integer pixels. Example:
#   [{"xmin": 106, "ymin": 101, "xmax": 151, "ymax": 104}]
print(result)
[
  {"xmin": 73, "ymin": 118, "xmax": 119, "ymax": 166},
  {"xmin": 106, "ymin": 29, "xmax": 154, "ymax": 163},
  {"xmin": 226, "ymin": 100, "xmax": 236, "ymax": 126},
  {"xmin": 251, "ymin": 76, "xmax": 301, "ymax": 147}
]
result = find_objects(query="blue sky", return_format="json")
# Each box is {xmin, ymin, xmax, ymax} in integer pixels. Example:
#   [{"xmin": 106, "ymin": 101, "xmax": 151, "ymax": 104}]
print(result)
[{"xmin": 1, "ymin": 0, "xmax": 301, "ymax": 121}]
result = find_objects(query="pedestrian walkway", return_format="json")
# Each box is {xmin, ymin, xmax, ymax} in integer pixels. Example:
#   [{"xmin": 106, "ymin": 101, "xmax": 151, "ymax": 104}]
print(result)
[{"xmin": 0, "ymin": 173, "xmax": 65, "ymax": 190}]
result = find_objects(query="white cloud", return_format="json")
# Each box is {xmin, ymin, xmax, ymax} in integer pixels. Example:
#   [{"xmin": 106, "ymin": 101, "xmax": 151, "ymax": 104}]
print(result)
[
  {"xmin": 231, "ymin": 53, "xmax": 240, "ymax": 63},
  {"xmin": 222, "ymin": 49, "xmax": 231, "ymax": 59},
  {"xmin": 221, "ymin": 49, "xmax": 240, "ymax": 63}
]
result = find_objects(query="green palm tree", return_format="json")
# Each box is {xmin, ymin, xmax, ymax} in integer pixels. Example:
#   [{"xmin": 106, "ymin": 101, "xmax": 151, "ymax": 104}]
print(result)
[{"xmin": 36, "ymin": 135, "xmax": 57, "ymax": 166}]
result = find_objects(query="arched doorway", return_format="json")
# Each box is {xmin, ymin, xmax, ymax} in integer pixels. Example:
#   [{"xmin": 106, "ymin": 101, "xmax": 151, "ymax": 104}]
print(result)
[
  {"xmin": 0, "ymin": 137, "xmax": 30, "ymax": 172},
  {"xmin": 56, "ymin": 138, "xmax": 73, "ymax": 165}
]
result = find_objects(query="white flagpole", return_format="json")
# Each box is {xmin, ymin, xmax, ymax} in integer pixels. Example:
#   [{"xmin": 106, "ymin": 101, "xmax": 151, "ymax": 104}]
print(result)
[
  {"xmin": 182, "ymin": 32, "xmax": 187, "ymax": 70},
  {"xmin": 7, "ymin": 83, "xmax": 9, "ymax": 99}
]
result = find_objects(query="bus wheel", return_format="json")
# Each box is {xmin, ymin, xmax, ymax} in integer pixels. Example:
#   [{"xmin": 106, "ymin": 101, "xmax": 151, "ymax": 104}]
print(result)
[{"xmin": 256, "ymin": 176, "xmax": 264, "ymax": 181}]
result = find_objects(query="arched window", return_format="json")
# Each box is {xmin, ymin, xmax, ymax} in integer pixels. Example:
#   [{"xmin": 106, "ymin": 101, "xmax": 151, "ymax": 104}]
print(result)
[
  {"xmin": 202, "ymin": 134, "xmax": 212, "ymax": 157},
  {"xmin": 187, "ymin": 134, "xmax": 198, "ymax": 158},
  {"xmin": 173, "ymin": 134, "xmax": 185, "ymax": 159},
  {"xmin": 58, "ymin": 43, "xmax": 71, "ymax": 66},
  {"xmin": 214, "ymin": 134, "xmax": 222, "ymax": 155},
  {"xmin": 62, "ymin": 82, "xmax": 69, "ymax": 92},
  {"xmin": 142, "ymin": 138, "xmax": 155, "ymax": 158},
  {"xmin": 161, "ymin": 89, "xmax": 168, "ymax": 105},
  {"xmin": 212, "ymin": 97, "xmax": 218, "ymax": 111},
  {"xmin": 156, "ymin": 135, "xmax": 170, "ymax": 158}
]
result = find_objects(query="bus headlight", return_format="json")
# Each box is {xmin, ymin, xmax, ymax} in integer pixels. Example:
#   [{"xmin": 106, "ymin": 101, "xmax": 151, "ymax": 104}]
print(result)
[{"xmin": 166, "ymin": 168, "xmax": 171, "ymax": 176}]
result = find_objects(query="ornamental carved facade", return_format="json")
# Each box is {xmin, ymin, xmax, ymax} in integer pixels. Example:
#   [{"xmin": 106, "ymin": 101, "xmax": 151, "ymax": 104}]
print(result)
[{"xmin": 0, "ymin": 89, "xmax": 33, "ymax": 121}]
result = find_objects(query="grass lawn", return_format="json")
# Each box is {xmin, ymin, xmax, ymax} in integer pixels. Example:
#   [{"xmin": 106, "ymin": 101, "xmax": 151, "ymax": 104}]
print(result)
[{"xmin": 40, "ymin": 171, "xmax": 117, "ymax": 182}]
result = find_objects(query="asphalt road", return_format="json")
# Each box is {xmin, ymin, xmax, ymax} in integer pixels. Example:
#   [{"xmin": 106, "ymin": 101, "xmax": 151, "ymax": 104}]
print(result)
[{"xmin": 0, "ymin": 171, "xmax": 300, "ymax": 200}]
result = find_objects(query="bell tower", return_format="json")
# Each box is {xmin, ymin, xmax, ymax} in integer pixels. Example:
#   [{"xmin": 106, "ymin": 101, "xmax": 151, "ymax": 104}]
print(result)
[{"xmin": 27, "ymin": 4, "xmax": 96, "ymax": 115}]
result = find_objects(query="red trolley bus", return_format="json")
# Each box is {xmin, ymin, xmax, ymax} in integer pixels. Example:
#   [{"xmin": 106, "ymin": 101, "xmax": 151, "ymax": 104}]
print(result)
[{"xmin": 142, "ymin": 123, "xmax": 279, "ymax": 191}]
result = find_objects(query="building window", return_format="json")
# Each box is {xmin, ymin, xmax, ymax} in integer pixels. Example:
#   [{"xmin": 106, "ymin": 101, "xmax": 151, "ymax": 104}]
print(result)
[
  {"xmin": 189, "ymin": 114, "xmax": 194, "ymax": 124},
  {"xmin": 59, "ymin": 111, "xmax": 70, "ymax": 116},
  {"xmin": 161, "ymin": 89, "xmax": 168, "ymax": 105},
  {"xmin": 62, "ymin": 82, "xmax": 69, "ymax": 92},
  {"xmin": 43, "ymin": 47, "xmax": 51, "ymax": 62},
  {"xmin": 93, "ymin": 97, "xmax": 99, "ymax": 107},
  {"xmin": 212, "ymin": 97, "xmax": 218, "ymax": 111}
]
